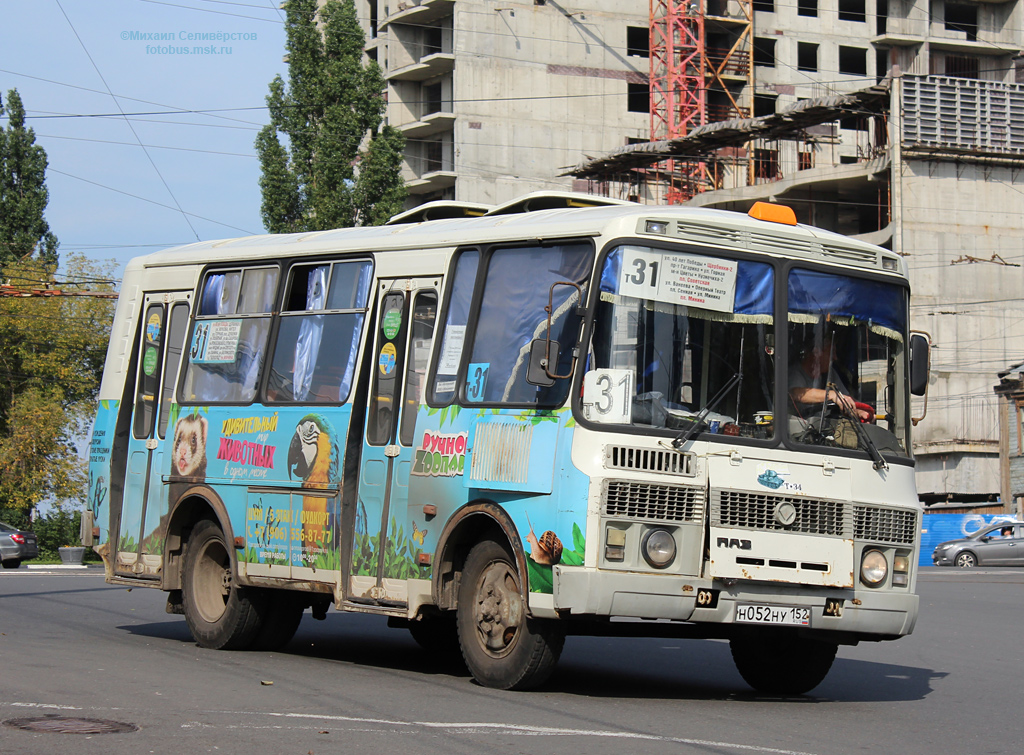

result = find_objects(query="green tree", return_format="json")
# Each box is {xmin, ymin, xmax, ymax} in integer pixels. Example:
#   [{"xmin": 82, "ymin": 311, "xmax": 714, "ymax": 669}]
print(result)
[
  {"xmin": 0, "ymin": 88, "xmax": 58, "ymax": 270},
  {"xmin": 32, "ymin": 507, "xmax": 83, "ymax": 555},
  {"xmin": 0, "ymin": 255, "xmax": 115, "ymax": 515},
  {"xmin": 255, "ymin": 0, "xmax": 406, "ymax": 232}
]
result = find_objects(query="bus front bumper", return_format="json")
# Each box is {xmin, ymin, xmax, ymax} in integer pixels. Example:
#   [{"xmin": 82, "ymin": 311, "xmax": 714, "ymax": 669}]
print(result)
[{"xmin": 551, "ymin": 566, "xmax": 919, "ymax": 641}]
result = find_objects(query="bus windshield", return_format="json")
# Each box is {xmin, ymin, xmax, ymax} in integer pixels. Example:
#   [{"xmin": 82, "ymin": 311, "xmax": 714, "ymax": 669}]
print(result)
[
  {"xmin": 584, "ymin": 246, "xmax": 910, "ymax": 458},
  {"xmin": 585, "ymin": 246, "xmax": 776, "ymax": 439},
  {"xmin": 787, "ymin": 268, "xmax": 910, "ymax": 458}
]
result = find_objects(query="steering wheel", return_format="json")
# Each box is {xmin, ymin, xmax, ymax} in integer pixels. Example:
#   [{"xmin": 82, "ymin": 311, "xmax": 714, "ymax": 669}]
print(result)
[{"xmin": 853, "ymin": 401, "xmax": 876, "ymax": 423}]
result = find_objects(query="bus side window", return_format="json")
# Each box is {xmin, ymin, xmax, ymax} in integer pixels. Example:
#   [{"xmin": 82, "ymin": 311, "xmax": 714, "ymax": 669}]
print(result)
[
  {"xmin": 400, "ymin": 291, "xmax": 438, "ymax": 445},
  {"xmin": 133, "ymin": 304, "xmax": 165, "ymax": 439},
  {"xmin": 430, "ymin": 251, "xmax": 480, "ymax": 405},
  {"xmin": 265, "ymin": 260, "xmax": 373, "ymax": 404},
  {"xmin": 466, "ymin": 243, "xmax": 592, "ymax": 406},
  {"xmin": 180, "ymin": 266, "xmax": 279, "ymax": 404},
  {"xmin": 157, "ymin": 302, "xmax": 190, "ymax": 438}
]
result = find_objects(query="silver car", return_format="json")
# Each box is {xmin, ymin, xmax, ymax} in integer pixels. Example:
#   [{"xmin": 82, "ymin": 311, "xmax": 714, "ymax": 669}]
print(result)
[
  {"xmin": 0, "ymin": 521, "xmax": 39, "ymax": 569},
  {"xmin": 932, "ymin": 521, "xmax": 1024, "ymax": 568}
]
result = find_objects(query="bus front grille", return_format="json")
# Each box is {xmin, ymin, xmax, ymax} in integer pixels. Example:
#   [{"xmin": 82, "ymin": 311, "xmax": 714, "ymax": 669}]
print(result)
[
  {"xmin": 711, "ymin": 490, "xmax": 849, "ymax": 537},
  {"xmin": 605, "ymin": 445, "xmax": 695, "ymax": 476},
  {"xmin": 853, "ymin": 505, "xmax": 918, "ymax": 544},
  {"xmin": 603, "ymin": 479, "xmax": 705, "ymax": 522}
]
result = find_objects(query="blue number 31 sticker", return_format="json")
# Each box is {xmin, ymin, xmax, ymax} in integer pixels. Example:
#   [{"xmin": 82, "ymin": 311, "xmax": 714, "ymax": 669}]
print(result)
[{"xmin": 466, "ymin": 363, "xmax": 490, "ymax": 402}]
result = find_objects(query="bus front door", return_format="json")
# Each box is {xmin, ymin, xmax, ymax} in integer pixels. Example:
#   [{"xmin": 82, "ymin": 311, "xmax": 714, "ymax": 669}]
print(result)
[
  {"xmin": 351, "ymin": 279, "xmax": 438, "ymax": 605},
  {"xmin": 113, "ymin": 293, "xmax": 191, "ymax": 580}
]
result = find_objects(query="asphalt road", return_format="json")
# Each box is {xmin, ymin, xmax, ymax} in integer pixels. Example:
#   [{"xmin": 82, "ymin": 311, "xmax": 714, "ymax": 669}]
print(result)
[{"xmin": 1, "ymin": 565, "xmax": 1021, "ymax": 755}]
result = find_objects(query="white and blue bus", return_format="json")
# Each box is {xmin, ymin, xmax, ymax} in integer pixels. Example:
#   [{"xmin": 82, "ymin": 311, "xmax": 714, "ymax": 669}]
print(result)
[{"xmin": 86, "ymin": 192, "xmax": 929, "ymax": 693}]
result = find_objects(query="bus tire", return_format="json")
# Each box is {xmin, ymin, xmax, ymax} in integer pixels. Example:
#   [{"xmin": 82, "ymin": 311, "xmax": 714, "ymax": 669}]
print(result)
[
  {"xmin": 408, "ymin": 611, "xmax": 461, "ymax": 658},
  {"xmin": 182, "ymin": 519, "xmax": 266, "ymax": 650},
  {"xmin": 251, "ymin": 590, "xmax": 305, "ymax": 651},
  {"xmin": 457, "ymin": 539, "xmax": 564, "ymax": 690},
  {"xmin": 729, "ymin": 632, "xmax": 837, "ymax": 695}
]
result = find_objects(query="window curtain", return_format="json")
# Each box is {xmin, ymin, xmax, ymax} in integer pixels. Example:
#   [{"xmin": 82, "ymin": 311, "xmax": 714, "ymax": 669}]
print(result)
[
  {"xmin": 292, "ymin": 265, "xmax": 329, "ymax": 401},
  {"xmin": 788, "ymin": 268, "xmax": 906, "ymax": 341},
  {"xmin": 338, "ymin": 263, "xmax": 373, "ymax": 401}
]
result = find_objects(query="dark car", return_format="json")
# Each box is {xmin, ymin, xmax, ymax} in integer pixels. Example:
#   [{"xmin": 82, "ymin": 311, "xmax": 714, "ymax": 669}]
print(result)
[
  {"xmin": 932, "ymin": 521, "xmax": 1024, "ymax": 568},
  {"xmin": 0, "ymin": 521, "xmax": 39, "ymax": 569}
]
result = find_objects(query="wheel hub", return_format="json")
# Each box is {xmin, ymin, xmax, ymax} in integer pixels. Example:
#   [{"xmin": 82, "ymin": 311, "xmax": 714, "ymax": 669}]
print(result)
[
  {"xmin": 194, "ymin": 540, "xmax": 231, "ymax": 623},
  {"xmin": 474, "ymin": 561, "xmax": 522, "ymax": 654}
]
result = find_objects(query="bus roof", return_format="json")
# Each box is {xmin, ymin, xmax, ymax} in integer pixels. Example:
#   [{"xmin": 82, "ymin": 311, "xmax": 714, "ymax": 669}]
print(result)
[{"xmin": 129, "ymin": 196, "xmax": 903, "ymax": 277}]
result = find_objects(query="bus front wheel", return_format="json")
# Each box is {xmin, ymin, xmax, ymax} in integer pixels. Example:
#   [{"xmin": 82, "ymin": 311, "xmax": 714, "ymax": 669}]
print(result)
[
  {"xmin": 182, "ymin": 519, "xmax": 266, "ymax": 650},
  {"xmin": 456, "ymin": 539, "xmax": 565, "ymax": 690},
  {"xmin": 729, "ymin": 632, "xmax": 837, "ymax": 695}
]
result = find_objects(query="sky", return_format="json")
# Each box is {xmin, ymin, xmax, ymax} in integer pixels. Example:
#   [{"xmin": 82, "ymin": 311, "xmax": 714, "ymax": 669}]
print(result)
[{"xmin": 1, "ymin": 0, "xmax": 292, "ymax": 281}]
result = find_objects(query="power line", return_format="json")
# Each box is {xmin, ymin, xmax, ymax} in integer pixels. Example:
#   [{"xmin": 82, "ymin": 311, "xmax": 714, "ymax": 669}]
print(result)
[
  {"xmin": 0, "ymin": 67, "xmax": 269, "ymax": 128},
  {"xmin": 0, "ymin": 284, "xmax": 117, "ymax": 299},
  {"xmin": 54, "ymin": 0, "xmax": 201, "ymax": 242},
  {"xmin": 47, "ymin": 168, "xmax": 258, "ymax": 236},
  {"xmin": 36, "ymin": 132, "xmax": 256, "ymax": 158},
  {"xmin": 136, "ymin": 0, "xmax": 284, "ymax": 23}
]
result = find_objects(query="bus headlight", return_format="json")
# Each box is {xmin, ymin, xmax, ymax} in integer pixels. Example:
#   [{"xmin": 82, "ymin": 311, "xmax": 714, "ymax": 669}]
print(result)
[
  {"xmin": 892, "ymin": 553, "xmax": 910, "ymax": 586},
  {"xmin": 860, "ymin": 549, "xmax": 888, "ymax": 586},
  {"xmin": 641, "ymin": 528, "xmax": 676, "ymax": 569}
]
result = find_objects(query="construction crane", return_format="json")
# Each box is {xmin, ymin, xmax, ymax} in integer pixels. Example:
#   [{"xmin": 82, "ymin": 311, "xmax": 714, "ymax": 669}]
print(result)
[{"xmin": 649, "ymin": 0, "xmax": 753, "ymax": 202}]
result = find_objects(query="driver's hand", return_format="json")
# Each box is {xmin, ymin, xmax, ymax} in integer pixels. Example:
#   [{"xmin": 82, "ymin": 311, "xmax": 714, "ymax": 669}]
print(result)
[
  {"xmin": 832, "ymin": 391, "xmax": 859, "ymax": 417},
  {"xmin": 836, "ymin": 393, "xmax": 871, "ymax": 421}
]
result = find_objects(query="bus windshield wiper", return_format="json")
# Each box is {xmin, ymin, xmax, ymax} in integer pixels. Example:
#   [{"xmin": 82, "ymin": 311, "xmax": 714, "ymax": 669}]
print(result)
[
  {"xmin": 826, "ymin": 379, "xmax": 889, "ymax": 471},
  {"xmin": 819, "ymin": 347, "xmax": 888, "ymax": 471},
  {"xmin": 671, "ymin": 373, "xmax": 740, "ymax": 450}
]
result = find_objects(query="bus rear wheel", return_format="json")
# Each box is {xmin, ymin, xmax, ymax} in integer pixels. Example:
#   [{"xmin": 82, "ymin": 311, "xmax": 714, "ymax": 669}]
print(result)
[
  {"xmin": 456, "ymin": 539, "xmax": 564, "ymax": 690},
  {"xmin": 182, "ymin": 519, "xmax": 266, "ymax": 650},
  {"xmin": 729, "ymin": 632, "xmax": 837, "ymax": 695},
  {"xmin": 251, "ymin": 590, "xmax": 305, "ymax": 651},
  {"xmin": 408, "ymin": 611, "xmax": 461, "ymax": 657}
]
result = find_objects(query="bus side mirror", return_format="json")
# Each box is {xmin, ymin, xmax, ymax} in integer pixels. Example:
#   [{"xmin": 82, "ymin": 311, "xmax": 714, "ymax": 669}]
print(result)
[
  {"xmin": 526, "ymin": 339, "xmax": 558, "ymax": 386},
  {"xmin": 910, "ymin": 333, "xmax": 929, "ymax": 396}
]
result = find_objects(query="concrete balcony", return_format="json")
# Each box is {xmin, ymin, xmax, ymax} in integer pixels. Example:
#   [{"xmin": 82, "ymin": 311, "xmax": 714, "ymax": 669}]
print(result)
[
  {"xmin": 404, "ymin": 169, "xmax": 457, "ymax": 195},
  {"xmin": 871, "ymin": 18, "xmax": 929, "ymax": 45},
  {"xmin": 399, "ymin": 111, "xmax": 456, "ymax": 139},
  {"xmin": 380, "ymin": 0, "xmax": 455, "ymax": 31},
  {"xmin": 387, "ymin": 52, "xmax": 455, "ymax": 82},
  {"xmin": 926, "ymin": 35, "xmax": 1020, "ymax": 56}
]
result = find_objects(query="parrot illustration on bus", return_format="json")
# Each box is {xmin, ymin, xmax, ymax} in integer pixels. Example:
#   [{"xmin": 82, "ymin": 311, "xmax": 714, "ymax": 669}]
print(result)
[{"xmin": 288, "ymin": 414, "xmax": 340, "ymax": 552}]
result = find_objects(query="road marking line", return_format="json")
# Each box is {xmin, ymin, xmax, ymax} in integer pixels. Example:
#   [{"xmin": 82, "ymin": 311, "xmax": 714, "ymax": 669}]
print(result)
[
  {"xmin": 5, "ymin": 703, "xmax": 820, "ymax": 754},
  {"xmin": 216, "ymin": 709, "xmax": 819, "ymax": 754}
]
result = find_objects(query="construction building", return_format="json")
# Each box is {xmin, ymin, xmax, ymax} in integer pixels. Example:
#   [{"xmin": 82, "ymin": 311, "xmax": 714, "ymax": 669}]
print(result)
[
  {"xmin": 357, "ymin": 0, "xmax": 1024, "ymax": 507},
  {"xmin": 356, "ymin": 0, "xmax": 652, "ymax": 206},
  {"xmin": 563, "ymin": 2, "xmax": 1024, "ymax": 508}
]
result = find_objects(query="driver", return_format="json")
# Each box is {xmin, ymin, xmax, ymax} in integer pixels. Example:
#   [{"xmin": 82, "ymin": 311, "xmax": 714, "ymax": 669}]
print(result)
[{"xmin": 789, "ymin": 334, "xmax": 871, "ymax": 422}]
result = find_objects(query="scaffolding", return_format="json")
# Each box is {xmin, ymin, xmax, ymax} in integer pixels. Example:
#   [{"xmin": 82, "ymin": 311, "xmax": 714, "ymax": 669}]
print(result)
[{"xmin": 648, "ymin": 0, "xmax": 753, "ymax": 202}]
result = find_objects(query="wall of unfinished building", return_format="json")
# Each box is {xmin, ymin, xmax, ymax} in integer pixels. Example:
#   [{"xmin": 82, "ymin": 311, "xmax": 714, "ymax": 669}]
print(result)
[
  {"xmin": 451, "ymin": 1, "xmax": 650, "ymax": 205},
  {"xmin": 900, "ymin": 156, "xmax": 1024, "ymax": 501},
  {"xmin": 357, "ymin": 0, "xmax": 651, "ymax": 207}
]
